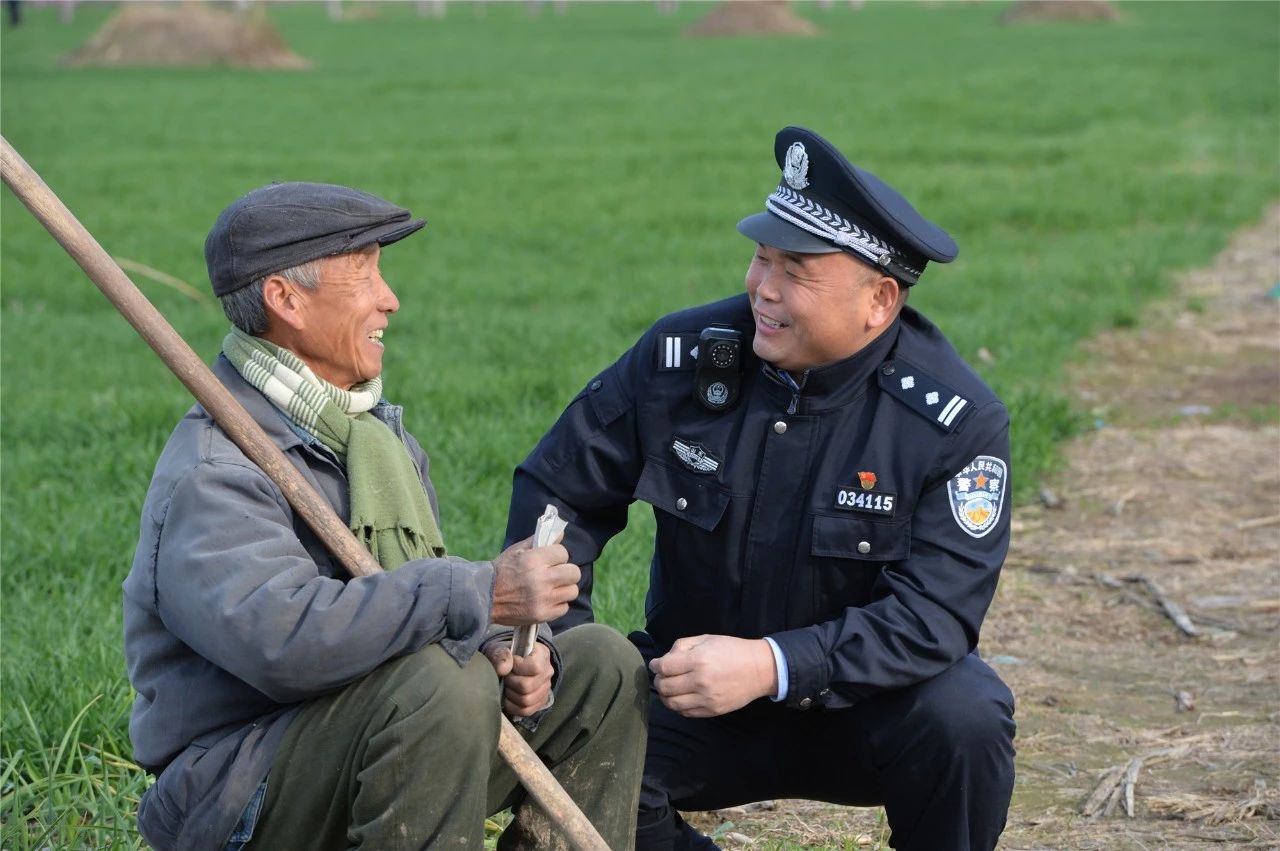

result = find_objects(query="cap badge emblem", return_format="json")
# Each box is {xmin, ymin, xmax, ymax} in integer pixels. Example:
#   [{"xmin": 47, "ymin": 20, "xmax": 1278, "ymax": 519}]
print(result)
[
  {"xmin": 858, "ymin": 471, "xmax": 877, "ymax": 490},
  {"xmin": 783, "ymin": 142, "xmax": 810, "ymax": 190}
]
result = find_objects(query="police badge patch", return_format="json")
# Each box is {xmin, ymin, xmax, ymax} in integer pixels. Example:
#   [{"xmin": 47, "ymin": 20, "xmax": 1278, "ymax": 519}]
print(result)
[{"xmin": 947, "ymin": 456, "xmax": 1007, "ymax": 538}]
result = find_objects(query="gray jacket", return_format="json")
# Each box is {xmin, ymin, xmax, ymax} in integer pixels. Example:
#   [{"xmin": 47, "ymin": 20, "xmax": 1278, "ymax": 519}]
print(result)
[{"xmin": 122, "ymin": 356, "xmax": 498, "ymax": 851}]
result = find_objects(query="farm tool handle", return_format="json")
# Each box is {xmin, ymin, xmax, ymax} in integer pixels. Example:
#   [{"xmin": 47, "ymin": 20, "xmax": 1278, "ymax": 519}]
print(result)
[{"xmin": 0, "ymin": 136, "xmax": 610, "ymax": 851}]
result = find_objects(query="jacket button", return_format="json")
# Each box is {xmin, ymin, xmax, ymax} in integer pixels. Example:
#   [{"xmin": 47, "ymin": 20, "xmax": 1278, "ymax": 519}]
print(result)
[
  {"xmin": 675, "ymin": 498, "xmax": 688, "ymax": 511},
  {"xmin": 798, "ymin": 697, "xmax": 813, "ymax": 709},
  {"xmin": 773, "ymin": 421, "xmax": 787, "ymax": 434},
  {"xmin": 589, "ymin": 379, "xmax": 602, "ymax": 391},
  {"xmin": 857, "ymin": 541, "xmax": 871, "ymax": 554},
  {"xmin": 881, "ymin": 363, "xmax": 895, "ymax": 376}
]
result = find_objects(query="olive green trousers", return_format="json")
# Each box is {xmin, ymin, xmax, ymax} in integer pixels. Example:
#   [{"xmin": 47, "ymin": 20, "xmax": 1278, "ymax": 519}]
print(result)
[{"xmin": 244, "ymin": 623, "xmax": 648, "ymax": 850}]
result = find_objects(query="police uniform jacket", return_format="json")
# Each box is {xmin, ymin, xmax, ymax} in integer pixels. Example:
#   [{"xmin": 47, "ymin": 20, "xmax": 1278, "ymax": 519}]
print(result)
[{"xmin": 509, "ymin": 293, "xmax": 1011, "ymax": 711}]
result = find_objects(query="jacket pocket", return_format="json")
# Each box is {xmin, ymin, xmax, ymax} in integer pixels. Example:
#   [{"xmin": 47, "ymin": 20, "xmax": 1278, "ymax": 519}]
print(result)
[
  {"xmin": 634, "ymin": 457, "xmax": 731, "ymax": 532},
  {"xmin": 811, "ymin": 513, "xmax": 911, "ymax": 562},
  {"xmin": 808, "ymin": 514, "xmax": 912, "ymax": 621}
]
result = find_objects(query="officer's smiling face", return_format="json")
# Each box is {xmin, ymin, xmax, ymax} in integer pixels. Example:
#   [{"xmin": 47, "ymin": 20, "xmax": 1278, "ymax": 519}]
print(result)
[{"xmin": 746, "ymin": 243, "xmax": 899, "ymax": 374}]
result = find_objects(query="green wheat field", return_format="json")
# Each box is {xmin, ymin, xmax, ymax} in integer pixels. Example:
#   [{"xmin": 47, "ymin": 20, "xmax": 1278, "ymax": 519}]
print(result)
[{"xmin": 2, "ymin": 2, "xmax": 1277, "ymax": 848}]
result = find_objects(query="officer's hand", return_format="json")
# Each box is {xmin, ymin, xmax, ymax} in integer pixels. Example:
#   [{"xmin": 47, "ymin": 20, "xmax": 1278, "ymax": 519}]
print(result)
[
  {"xmin": 490, "ymin": 536, "xmax": 581, "ymax": 626},
  {"xmin": 483, "ymin": 641, "xmax": 555, "ymax": 717},
  {"xmin": 649, "ymin": 634, "xmax": 778, "ymax": 718}
]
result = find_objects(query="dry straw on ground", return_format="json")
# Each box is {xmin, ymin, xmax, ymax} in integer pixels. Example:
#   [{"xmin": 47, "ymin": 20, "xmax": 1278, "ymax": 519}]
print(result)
[
  {"xmin": 684, "ymin": 1, "xmax": 819, "ymax": 39},
  {"xmin": 63, "ymin": 4, "xmax": 310, "ymax": 70},
  {"xmin": 1002, "ymin": 0, "xmax": 1122, "ymax": 26}
]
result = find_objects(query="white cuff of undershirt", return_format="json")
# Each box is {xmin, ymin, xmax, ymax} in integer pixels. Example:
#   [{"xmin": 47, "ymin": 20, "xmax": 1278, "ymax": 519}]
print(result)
[{"xmin": 763, "ymin": 636, "xmax": 789, "ymax": 702}]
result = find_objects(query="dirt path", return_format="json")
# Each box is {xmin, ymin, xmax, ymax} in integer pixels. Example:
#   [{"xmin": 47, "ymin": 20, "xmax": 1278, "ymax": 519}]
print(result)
[{"xmin": 688, "ymin": 207, "xmax": 1280, "ymax": 849}]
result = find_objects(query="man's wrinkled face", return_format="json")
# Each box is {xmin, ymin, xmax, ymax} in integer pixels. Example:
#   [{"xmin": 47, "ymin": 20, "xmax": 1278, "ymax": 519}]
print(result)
[
  {"xmin": 744, "ymin": 243, "xmax": 882, "ymax": 373},
  {"xmin": 292, "ymin": 245, "xmax": 399, "ymax": 389}
]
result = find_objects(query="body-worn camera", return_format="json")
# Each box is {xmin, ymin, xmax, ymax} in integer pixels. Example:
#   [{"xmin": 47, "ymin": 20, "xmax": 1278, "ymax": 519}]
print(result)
[{"xmin": 695, "ymin": 326, "xmax": 743, "ymax": 412}]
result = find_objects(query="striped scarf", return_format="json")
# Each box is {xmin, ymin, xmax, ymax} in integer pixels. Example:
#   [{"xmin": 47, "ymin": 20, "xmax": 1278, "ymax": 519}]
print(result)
[{"xmin": 223, "ymin": 327, "xmax": 445, "ymax": 569}]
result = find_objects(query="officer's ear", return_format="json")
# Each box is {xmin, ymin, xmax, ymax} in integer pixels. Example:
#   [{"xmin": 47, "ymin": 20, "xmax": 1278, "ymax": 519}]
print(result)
[{"xmin": 865, "ymin": 273, "xmax": 901, "ymax": 329}]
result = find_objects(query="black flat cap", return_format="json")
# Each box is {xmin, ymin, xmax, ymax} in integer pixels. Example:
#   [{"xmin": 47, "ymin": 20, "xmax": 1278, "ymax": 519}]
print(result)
[
  {"xmin": 205, "ymin": 182, "xmax": 426, "ymax": 296},
  {"xmin": 737, "ymin": 126, "xmax": 957, "ymax": 285}
]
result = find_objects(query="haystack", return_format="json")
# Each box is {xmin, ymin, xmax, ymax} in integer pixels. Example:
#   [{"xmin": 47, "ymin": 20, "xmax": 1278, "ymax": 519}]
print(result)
[
  {"xmin": 685, "ymin": 1, "xmax": 819, "ymax": 38},
  {"xmin": 1001, "ymin": 0, "xmax": 1121, "ymax": 25},
  {"xmin": 62, "ymin": 4, "xmax": 310, "ymax": 70}
]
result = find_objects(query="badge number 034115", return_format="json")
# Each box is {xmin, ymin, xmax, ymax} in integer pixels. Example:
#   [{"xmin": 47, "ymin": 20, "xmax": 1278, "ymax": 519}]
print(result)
[{"xmin": 835, "ymin": 488, "xmax": 895, "ymax": 515}]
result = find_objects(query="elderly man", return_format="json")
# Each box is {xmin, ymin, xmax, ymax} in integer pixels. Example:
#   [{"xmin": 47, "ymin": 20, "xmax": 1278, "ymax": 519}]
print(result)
[
  {"xmin": 123, "ymin": 182, "xmax": 647, "ymax": 851},
  {"xmin": 506, "ymin": 127, "xmax": 1017, "ymax": 851}
]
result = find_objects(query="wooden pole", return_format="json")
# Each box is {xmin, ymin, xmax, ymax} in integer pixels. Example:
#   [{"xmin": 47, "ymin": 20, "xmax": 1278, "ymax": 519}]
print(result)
[{"xmin": 0, "ymin": 136, "xmax": 610, "ymax": 851}]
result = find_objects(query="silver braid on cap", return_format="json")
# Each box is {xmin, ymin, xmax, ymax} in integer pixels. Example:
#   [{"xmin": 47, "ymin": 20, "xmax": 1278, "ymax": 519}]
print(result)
[{"xmin": 766, "ymin": 185, "xmax": 922, "ymax": 280}]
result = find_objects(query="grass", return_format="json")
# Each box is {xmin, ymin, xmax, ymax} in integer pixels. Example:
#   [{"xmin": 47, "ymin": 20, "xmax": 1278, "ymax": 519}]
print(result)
[{"xmin": 2, "ymin": 1, "xmax": 1277, "ymax": 848}]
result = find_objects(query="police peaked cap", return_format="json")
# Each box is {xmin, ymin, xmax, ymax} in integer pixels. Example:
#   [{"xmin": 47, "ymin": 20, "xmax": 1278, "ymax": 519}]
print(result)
[
  {"xmin": 737, "ymin": 126, "xmax": 957, "ymax": 285},
  {"xmin": 205, "ymin": 182, "xmax": 426, "ymax": 297}
]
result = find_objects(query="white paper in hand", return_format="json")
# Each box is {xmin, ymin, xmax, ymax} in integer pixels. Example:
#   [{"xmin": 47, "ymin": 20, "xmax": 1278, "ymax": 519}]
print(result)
[{"xmin": 511, "ymin": 505, "xmax": 568, "ymax": 657}]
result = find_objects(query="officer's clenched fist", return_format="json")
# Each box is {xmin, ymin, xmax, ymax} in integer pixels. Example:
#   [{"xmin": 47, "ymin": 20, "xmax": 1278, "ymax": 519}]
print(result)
[
  {"xmin": 490, "ymin": 536, "xmax": 581, "ymax": 626},
  {"xmin": 650, "ymin": 634, "xmax": 779, "ymax": 718}
]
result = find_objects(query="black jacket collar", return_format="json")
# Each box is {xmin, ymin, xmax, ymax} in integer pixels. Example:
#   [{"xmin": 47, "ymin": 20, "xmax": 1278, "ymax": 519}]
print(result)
[{"xmin": 758, "ymin": 317, "xmax": 902, "ymax": 413}]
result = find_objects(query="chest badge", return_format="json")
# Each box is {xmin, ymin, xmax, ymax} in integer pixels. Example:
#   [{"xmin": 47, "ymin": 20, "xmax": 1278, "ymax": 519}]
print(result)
[
  {"xmin": 836, "ymin": 472, "xmax": 896, "ymax": 516},
  {"xmin": 672, "ymin": 439, "xmax": 721, "ymax": 474},
  {"xmin": 948, "ymin": 455, "xmax": 1008, "ymax": 538}
]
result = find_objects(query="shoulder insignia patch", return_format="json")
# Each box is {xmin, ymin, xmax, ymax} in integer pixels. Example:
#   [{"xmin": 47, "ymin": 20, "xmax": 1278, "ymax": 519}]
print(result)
[
  {"xmin": 947, "ymin": 455, "xmax": 1007, "ymax": 538},
  {"xmin": 657, "ymin": 334, "xmax": 699, "ymax": 371},
  {"xmin": 878, "ymin": 360, "xmax": 972, "ymax": 432},
  {"xmin": 671, "ymin": 438, "xmax": 720, "ymax": 474}
]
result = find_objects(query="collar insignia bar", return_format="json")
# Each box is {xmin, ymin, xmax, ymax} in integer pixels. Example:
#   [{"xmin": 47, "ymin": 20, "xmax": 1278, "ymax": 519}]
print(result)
[{"xmin": 657, "ymin": 334, "xmax": 699, "ymax": 371}]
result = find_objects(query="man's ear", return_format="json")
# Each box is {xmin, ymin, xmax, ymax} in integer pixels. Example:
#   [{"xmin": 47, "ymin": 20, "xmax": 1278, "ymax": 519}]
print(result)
[
  {"xmin": 261, "ymin": 275, "xmax": 308, "ymax": 333},
  {"xmin": 867, "ymin": 274, "xmax": 901, "ymax": 330}
]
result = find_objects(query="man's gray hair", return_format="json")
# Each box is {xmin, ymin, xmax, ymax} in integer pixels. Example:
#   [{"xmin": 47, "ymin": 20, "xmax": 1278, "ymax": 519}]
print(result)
[{"xmin": 220, "ymin": 258, "xmax": 324, "ymax": 335}]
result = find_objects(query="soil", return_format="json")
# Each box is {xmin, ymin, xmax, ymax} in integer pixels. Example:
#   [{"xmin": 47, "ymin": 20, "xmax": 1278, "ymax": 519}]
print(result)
[
  {"xmin": 684, "ymin": 1, "xmax": 820, "ymax": 39},
  {"xmin": 63, "ymin": 4, "xmax": 310, "ymax": 70},
  {"xmin": 685, "ymin": 210, "xmax": 1280, "ymax": 849}
]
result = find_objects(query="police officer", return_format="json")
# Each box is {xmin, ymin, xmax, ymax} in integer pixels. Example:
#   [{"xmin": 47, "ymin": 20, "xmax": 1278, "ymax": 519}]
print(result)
[{"xmin": 506, "ymin": 127, "xmax": 1016, "ymax": 851}]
